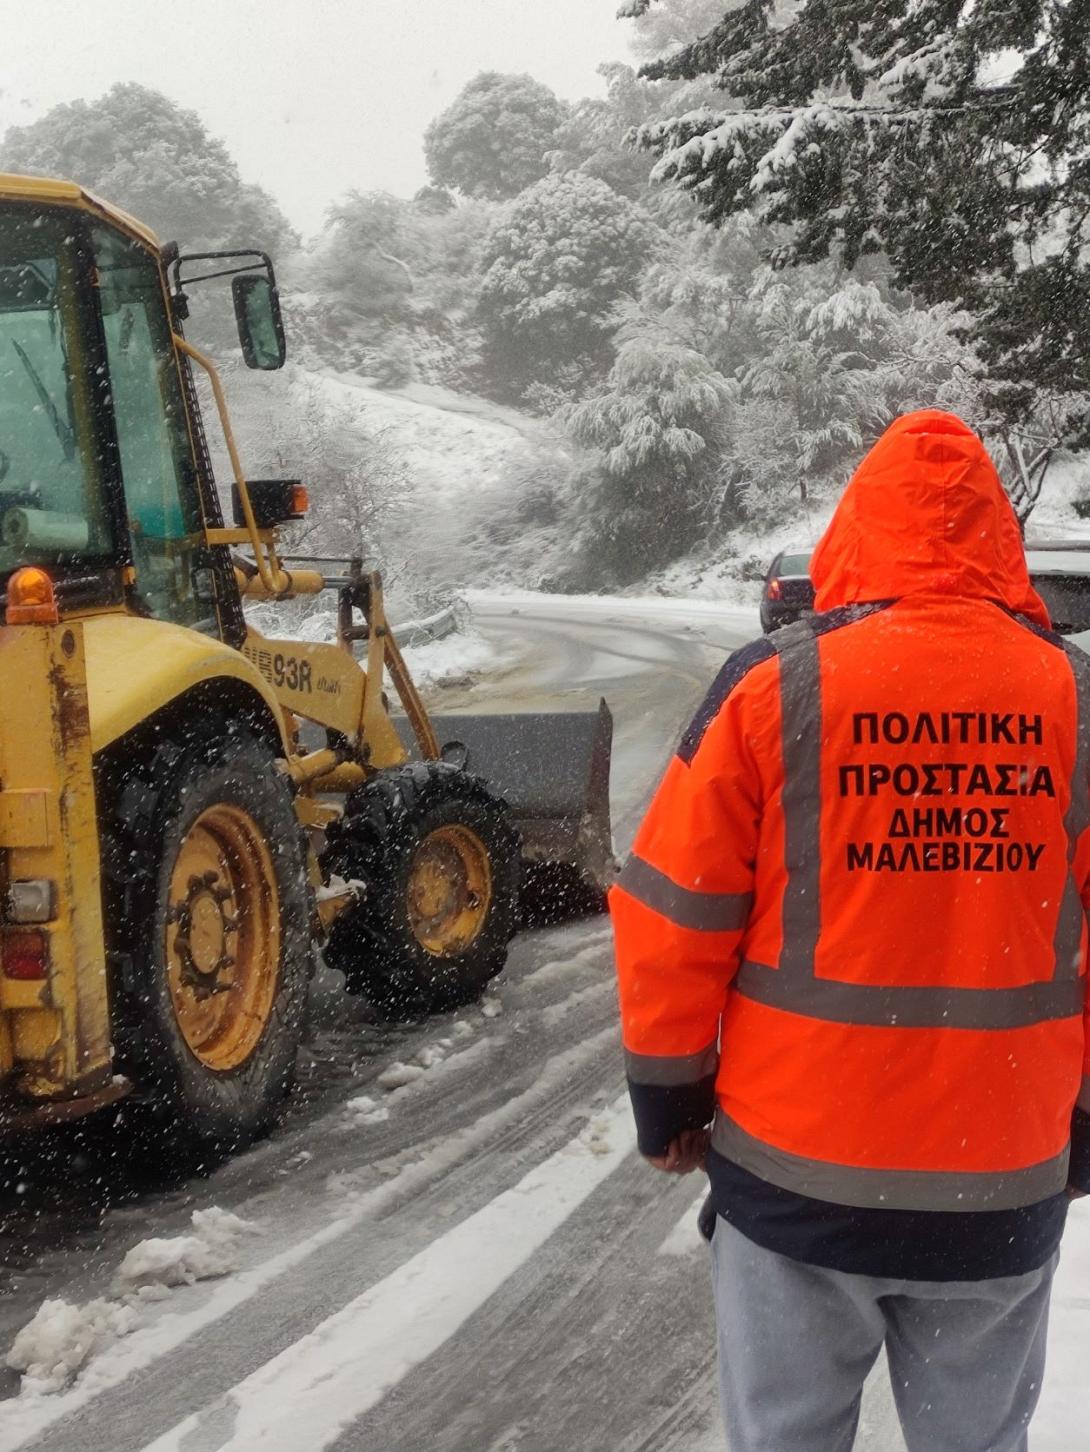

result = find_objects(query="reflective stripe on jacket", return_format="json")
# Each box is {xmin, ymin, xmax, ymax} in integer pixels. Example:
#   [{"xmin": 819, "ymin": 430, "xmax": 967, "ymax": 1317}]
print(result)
[{"xmin": 612, "ymin": 411, "xmax": 1090, "ymax": 1213}]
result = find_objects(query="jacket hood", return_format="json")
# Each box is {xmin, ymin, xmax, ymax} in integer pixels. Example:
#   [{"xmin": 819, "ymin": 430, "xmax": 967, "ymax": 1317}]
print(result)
[{"xmin": 810, "ymin": 410, "xmax": 1049, "ymax": 628}]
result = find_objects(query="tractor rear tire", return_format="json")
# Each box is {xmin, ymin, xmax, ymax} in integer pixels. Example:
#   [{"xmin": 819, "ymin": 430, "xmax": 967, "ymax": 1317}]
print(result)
[
  {"xmin": 321, "ymin": 763, "xmax": 519, "ymax": 1020},
  {"xmin": 97, "ymin": 719, "xmax": 311, "ymax": 1154}
]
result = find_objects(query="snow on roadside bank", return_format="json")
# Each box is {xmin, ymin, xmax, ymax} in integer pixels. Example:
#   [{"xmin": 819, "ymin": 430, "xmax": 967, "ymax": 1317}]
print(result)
[
  {"xmin": 241, "ymin": 596, "xmax": 510, "ymax": 693},
  {"xmin": 5, "ymin": 1210, "xmax": 256, "ymax": 1398},
  {"xmin": 400, "ymin": 626, "xmax": 501, "ymax": 689}
]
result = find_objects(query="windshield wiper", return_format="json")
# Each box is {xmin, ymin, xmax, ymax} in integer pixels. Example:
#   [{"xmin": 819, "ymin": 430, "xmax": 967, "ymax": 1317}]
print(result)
[{"xmin": 12, "ymin": 339, "xmax": 76, "ymax": 462}]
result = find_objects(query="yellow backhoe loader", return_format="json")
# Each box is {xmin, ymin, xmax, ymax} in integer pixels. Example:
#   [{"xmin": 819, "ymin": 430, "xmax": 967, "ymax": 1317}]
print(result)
[{"xmin": 0, "ymin": 173, "xmax": 612, "ymax": 1148}]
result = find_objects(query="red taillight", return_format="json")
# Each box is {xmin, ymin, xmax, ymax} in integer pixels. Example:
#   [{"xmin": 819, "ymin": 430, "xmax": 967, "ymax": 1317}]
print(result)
[
  {"xmin": 767, "ymin": 578, "xmax": 783, "ymax": 600},
  {"xmin": 4, "ymin": 929, "xmax": 49, "ymax": 980},
  {"xmin": 291, "ymin": 484, "xmax": 310, "ymax": 517},
  {"xmin": 6, "ymin": 567, "xmax": 58, "ymax": 625}
]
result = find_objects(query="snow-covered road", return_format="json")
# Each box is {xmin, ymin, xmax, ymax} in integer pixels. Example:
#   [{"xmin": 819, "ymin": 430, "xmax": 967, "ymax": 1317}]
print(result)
[{"xmin": 0, "ymin": 594, "xmax": 1084, "ymax": 1451}]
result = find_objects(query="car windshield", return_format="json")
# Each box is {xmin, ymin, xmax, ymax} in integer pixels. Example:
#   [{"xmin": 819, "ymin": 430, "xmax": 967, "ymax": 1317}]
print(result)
[
  {"xmin": 778, "ymin": 553, "xmax": 811, "ymax": 574},
  {"xmin": 0, "ymin": 203, "xmax": 114, "ymax": 579}
]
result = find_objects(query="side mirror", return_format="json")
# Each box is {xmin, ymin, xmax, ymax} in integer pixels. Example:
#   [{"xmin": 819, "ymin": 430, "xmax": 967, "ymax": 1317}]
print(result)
[{"xmin": 232, "ymin": 273, "xmax": 286, "ymax": 370}]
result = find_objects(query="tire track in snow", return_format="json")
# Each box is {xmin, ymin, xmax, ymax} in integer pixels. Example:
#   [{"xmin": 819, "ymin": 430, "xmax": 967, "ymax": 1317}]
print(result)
[
  {"xmin": 341, "ymin": 1153, "xmax": 720, "ymax": 1452},
  {"xmin": 141, "ymin": 1099, "xmax": 637, "ymax": 1452},
  {"xmin": 4, "ymin": 1023, "xmax": 623, "ymax": 1452}
]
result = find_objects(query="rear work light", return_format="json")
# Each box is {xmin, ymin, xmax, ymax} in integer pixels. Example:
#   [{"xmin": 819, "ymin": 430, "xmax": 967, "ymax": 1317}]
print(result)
[
  {"xmin": 767, "ymin": 578, "xmax": 783, "ymax": 600},
  {"xmin": 7, "ymin": 880, "xmax": 56, "ymax": 924},
  {"xmin": 3, "ymin": 929, "xmax": 48, "ymax": 980},
  {"xmin": 6, "ymin": 567, "xmax": 58, "ymax": 625}
]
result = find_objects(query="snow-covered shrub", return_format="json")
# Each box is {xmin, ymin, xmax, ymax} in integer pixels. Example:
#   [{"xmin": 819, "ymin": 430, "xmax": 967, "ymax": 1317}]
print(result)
[
  {"xmin": 476, "ymin": 172, "xmax": 656, "ymax": 399},
  {"xmin": 561, "ymin": 336, "xmax": 732, "ymax": 585},
  {"xmin": 367, "ymin": 334, "xmax": 415, "ymax": 390}
]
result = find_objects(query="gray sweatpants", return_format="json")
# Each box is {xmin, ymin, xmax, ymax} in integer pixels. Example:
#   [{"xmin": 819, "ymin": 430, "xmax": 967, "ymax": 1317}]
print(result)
[{"xmin": 710, "ymin": 1216, "xmax": 1057, "ymax": 1452}]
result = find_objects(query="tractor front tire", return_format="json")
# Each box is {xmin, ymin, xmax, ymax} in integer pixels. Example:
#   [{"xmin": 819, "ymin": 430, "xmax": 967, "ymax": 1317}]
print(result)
[
  {"xmin": 322, "ymin": 763, "xmax": 519, "ymax": 1020},
  {"xmin": 97, "ymin": 720, "xmax": 311, "ymax": 1153}
]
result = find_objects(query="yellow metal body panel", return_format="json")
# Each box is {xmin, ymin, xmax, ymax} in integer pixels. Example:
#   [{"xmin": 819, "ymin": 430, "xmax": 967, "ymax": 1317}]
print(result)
[
  {"xmin": 0, "ymin": 790, "xmax": 52, "ymax": 848},
  {"xmin": 240, "ymin": 627, "xmax": 406, "ymax": 766},
  {"xmin": 0, "ymin": 171, "xmax": 160, "ymax": 249},
  {"xmin": 242, "ymin": 627, "xmax": 364, "ymax": 738},
  {"xmin": 82, "ymin": 615, "xmax": 291, "ymax": 755},
  {"xmin": 0, "ymin": 621, "xmax": 111, "ymax": 1095}
]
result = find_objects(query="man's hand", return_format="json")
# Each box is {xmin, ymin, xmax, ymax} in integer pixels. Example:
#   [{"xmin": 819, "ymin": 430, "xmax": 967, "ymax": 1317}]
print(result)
[{"xmin": 644, "ymin": 1127, "xmax": 710, "ymax": 1175}]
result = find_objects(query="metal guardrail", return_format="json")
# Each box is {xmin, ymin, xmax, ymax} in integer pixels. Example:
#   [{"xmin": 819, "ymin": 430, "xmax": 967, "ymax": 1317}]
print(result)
[
  {"xmin": 393, "ymin": 598, "xmax": 466, "ymax": 648},
  {"xmin": 242, "ymin": 597, "xmax": 466, "ymax": 652}
]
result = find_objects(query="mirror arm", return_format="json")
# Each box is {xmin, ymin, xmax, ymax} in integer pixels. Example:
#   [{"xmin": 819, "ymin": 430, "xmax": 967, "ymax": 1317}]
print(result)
[{"xmin": 173, "ymin": 333, "xmax": 292, "ymax": 597}]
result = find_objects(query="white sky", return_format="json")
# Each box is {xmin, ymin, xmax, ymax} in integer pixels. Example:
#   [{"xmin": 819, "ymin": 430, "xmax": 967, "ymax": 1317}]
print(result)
[{"xmin": 0, "ymin": 0, "xmax": 636, "ymax": 237}]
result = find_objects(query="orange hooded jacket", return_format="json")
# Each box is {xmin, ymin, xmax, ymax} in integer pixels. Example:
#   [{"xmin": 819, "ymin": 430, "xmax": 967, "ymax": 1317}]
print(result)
[{"xmin": 611, "ymin": 410, "xmax": 1090, "ymax": 1212}]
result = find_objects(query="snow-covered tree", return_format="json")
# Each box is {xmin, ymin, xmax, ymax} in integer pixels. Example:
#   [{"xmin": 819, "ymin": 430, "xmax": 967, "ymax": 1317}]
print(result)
[
  {"xmin": 424, "ymin": 73, "xmax": 569, "ymax": 201},
  {"xmin": 727, "ymin": 268, "xmax": 987, "ymax": 521},
  {"xmin": 564, "ymin": 337, "xmax": 732, "ymax": 581},
  {"xmin": 624, "ymin": 0, "xmax": 735, "ymax": 62},
  {"xmin": 2, "ymin": 83, "xmax": 294, "ymax": 252},
  {"xmin": 627, "ymin": 0, "xmax": 1090, "ymax": 443},
  {"xmin": 620, "ymin": 215, "xmax": 765, "ymax": 369},
  {"xmin": 293, "ymin": 189, "xmax": 493, "ymax": 388},
  {"xmin": 271, "ymin": 378, "xmax": 411, "ymax": 567},
  {"xmin": 413, "ymin": 185, "xmax": 456, "ymax": 215},
  {"xmin": 477, "ymin": 171, "xmax": 655, "ymax": 397},
  {"xmin": 313, "ymin": 192, "xmax": 416, "ymax": 326},
  {"xmin": 550, "ymin": 64, "xmax": 666, "ymax": 200}
]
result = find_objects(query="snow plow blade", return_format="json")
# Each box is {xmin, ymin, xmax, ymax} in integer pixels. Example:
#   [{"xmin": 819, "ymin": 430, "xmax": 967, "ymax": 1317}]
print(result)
[{"xmin": 401, "ymin": 699, "xmax": 615, "ymax": 912}]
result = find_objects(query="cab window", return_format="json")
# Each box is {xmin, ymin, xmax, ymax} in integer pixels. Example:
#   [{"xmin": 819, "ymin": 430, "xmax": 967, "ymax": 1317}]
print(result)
[
  {"xmin": 94, "ymin": 225, "xmax": 215, "ymax": 629},
  {"xmin": 0, "ymin": 204, "xmax": 116, "ymax": 581}
]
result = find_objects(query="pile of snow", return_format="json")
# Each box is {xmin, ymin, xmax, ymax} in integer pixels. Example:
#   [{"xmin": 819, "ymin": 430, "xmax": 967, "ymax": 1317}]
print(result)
[
  {"xmin": 6, "ymin": 1208, "xmax": 257, "ymax": 1398},
  {"xmin": 577, "ymin": 1114, "xmax": 616, "ymax": 1159},
  {"xmin": 376, "ymin": 1061, "xmax": 428, "ymax": 1091},
  {"xmin": 357, "ymin": 1020, "xmax": 481, "ymax": 1112},
  {"xmin": 115, "ymin": 1208, "xmax": 257, "ymax": 1292},
  {"xmin": 7, "ymin": 1298, "xmax": 138, "ymax": 1397},
  {"xmin": 400, "ymin": 624, "xmax": 500, "ymax": 689},
  {"xmin": 343, "ymin": 1094, "xmax": 390, "ymax": 1127}
]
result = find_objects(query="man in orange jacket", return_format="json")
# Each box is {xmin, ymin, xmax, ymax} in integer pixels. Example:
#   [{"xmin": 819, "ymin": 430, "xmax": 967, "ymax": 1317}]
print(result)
[{"xmin": 612, "ymin": 411, "xmax": 1090, "ymax": 1452}]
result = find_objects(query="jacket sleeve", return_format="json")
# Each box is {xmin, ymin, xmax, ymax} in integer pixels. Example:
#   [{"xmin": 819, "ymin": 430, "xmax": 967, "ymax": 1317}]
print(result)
[{"xmin": 610, "ymin": 659, "xmax": 765, "ymax": 1157}]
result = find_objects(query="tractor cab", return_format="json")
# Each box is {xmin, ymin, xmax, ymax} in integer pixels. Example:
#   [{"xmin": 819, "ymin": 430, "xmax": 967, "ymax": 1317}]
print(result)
[{"xmin": 0, "ymin": 188, "xmax": 287, "ymax": 639}]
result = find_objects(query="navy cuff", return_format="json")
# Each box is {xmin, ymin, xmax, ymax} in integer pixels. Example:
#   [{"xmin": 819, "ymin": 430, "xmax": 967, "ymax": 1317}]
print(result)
[
  {"xmin": 627, "ymin": 1076, "xmax": 716, "ymax": 1157},
  {"xmin": 1069, "ymin": 1108, "xmax": 1090, "ymax": 1192}
]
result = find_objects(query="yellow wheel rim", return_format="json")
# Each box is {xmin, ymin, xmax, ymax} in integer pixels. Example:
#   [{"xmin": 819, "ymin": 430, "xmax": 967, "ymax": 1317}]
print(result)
[
  {"xmin": 165, "ymin": 803, "xmax": 280, "ymax": 1072},
  {"xmin": 406, "ymin": 825, "xmax": 492, "ymax": 957}
]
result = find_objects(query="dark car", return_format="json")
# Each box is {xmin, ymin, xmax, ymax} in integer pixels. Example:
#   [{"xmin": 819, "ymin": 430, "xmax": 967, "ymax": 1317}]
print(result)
[
  {"xmin": 1025, "ymin": 540, "xmax": 1090, "ymax": 637},
  {"xmin": 760, "ymin": 548, "xmax": 815, "ymax": 632}
]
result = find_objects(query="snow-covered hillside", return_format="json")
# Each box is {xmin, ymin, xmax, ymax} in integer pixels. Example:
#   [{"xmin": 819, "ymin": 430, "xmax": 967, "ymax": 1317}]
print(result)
[
  {"xmin": 203, "ymin": 355, "xmax": 1090, "ymax": 617},
  {"xmin": 200, "ymin": 360, "xmax": 574, "ymax": 615}
]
